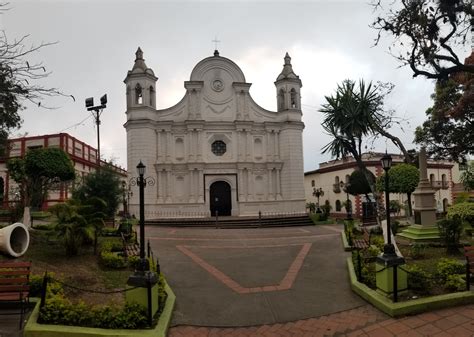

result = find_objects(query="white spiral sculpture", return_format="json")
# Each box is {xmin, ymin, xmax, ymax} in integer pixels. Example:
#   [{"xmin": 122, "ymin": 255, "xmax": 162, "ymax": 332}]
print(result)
[{"xmin": 0, "ymin": 223, "xmax": 30, "ymax": 257}]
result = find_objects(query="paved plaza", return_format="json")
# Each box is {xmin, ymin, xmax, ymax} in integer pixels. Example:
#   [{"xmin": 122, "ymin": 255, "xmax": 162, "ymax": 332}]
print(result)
[{"xmin": 149, "ymin": 224, "xmax": 474, "ymax": 337}]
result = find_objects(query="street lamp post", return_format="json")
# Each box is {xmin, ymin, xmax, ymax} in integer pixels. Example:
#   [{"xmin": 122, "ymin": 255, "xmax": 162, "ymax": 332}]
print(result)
[
  {"xmin": 85, "ymin": 94, "xmax": 107, "ymax": 169},
  {"xmin": 380, "ymin": 153, "xmax": 396, "ymax": 257},
  {"xmin": 127, "ymin": 161, "xmax": 156, "ymax": 284},
  {"xmin": 312, "ymin": 187, "xmax": 324, "ymax": 213},
  {"xmin": 376, "ymin": 152, "xmax": 405, "ymax": 303}
]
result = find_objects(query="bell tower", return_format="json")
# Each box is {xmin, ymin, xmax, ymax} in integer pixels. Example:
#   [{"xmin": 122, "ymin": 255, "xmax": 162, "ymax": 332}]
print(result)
[
  {"xmin": 274, "ymin": 52, "xmax": 302, "ymax": 112},
  {"xmin": 124, "ymin": 47, "xmax": 158, "ymax": 109}
]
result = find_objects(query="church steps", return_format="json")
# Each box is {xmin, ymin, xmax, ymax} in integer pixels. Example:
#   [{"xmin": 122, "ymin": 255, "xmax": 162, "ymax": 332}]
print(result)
[{"xmin": 145, "ymin": 215, "xmax": 314, "ymax": 228}]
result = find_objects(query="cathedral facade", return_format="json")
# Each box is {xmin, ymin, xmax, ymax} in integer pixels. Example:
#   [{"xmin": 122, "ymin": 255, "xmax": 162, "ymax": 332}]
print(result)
[{"xmin": 124, "ymin": 49, "xmax": 305, "ymax": 218}]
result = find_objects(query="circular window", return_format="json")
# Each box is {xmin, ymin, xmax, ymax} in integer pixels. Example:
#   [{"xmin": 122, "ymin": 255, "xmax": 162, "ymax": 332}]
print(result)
[{"xmin": 211, "ymin": 140, "xmax": 226, "ymax": 156}]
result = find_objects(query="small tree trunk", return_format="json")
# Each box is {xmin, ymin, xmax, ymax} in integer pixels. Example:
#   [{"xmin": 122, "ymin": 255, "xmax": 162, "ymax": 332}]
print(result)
[
  {"xmin": 407, "ymin": 193, "xmax": 413, "ymax": 217},
  {"xmin": 22, "ymin": 206, "xmax": 32, "ymax": 229}
]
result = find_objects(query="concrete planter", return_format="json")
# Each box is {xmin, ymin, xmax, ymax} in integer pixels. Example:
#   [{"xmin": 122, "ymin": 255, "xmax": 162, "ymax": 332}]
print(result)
[
  {"xmin": 24, "ymin": 283, "xmax": 175, "ymax": 337},
  {"xmin": 347, "ymin": 257, "xmax": 474, "ymax": 317}
]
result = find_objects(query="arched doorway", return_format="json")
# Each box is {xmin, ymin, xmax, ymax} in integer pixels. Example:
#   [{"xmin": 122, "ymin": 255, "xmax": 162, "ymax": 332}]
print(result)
[{"xmin": 210, "ymin": 181, "xmax": 232, "ymax": 216}]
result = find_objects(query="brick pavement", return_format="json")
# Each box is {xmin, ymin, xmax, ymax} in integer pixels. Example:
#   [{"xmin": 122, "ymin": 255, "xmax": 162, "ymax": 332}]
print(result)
[{"xmin": 169, "ymin": 304, "xmax": 474, "ymax": 336}]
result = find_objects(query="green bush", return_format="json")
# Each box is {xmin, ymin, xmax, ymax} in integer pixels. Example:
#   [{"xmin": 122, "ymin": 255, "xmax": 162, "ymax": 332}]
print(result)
[
  {"xmin": 391, "ymin": 220, "xmax": 400, "ymax": 234},
  {"xmin": 436, "ymin": 258, "xmax": 465, "ymax": 283},
  {"xmin": 437, "ymin": 217, "xmax": 463, "ymax": 254},
  {"xmin": 445, "ymin": 274, "xmax": 466, "ymax": 292},
  {"xmin": 100, "ymin": 239, "xmax": 123, "ymax": 253},
  {"xmin": 127, "ymin": 255, "xmax": 141, "ymax": 269},
  {"xmin": 361, "ymin": 264, "xmax": 376, "ymax": 289},
  {"xmin": 370, "ymin": 236, "xmax": 385, "ymax": 251},
  {"xmin": 369, "ymin": 226, "xmax": 383, "ymax": 236},
  {"xmin": 29, "ymin": 273, "xmax": 64, "ymax": 298},
  {"xmin": 100, "ymin": 251, "xmax": 127, "ymax": 269},
  {"xmin": 366, "ymin": 245, "xmax": 381, "ymax": 258},
  {"xmin": 405, "ymin": 265, "xmax": 432, "ymax": 294},
  {"xmin": 409, "ymin": 243, "xmax": 427, "ymax": 259},
  {"xmin": 38, "ymin": 296, "xmax": 148, "ymax": 329}
]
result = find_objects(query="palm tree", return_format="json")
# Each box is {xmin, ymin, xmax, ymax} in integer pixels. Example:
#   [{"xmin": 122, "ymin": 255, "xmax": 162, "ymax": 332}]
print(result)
[
  {"xmin": 321, "ymin": 79, "xmax": 409, "ymax": 194},
  {"xmin": 50, "ymin": 200, "xmax": 93, "ymax": 256}
]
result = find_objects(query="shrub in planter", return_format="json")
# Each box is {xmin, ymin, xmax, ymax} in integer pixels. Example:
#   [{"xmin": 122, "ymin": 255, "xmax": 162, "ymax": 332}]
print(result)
[
  {"xmin": 29, "ymin": 273, "xmax": 63, "ymax": 297},
  {"xmin": 100, "ymin": 251, "xmax": 127, "ymax": 269},
  {"xmin": 39, "ymin": 295, "xmax": 148, "ymax": 329},
  {"xmin": 409, "ymin": 243, "xmax": 427, "ymax": 259},
  {"xmin": 445, "ymin": 274, "xmax": 466, "ymax": 292},
  {"xmin": 370, "ymin": 236, "xmax": 385, "ymax": 251},
  {"xmin": 128, "ymin": 255, "xmax": 141, "ymax": 269},
  {"xmin": 436, "ymin": 258, "xmax": 465, "ymax": 283},
  {"xmin": 437, "ymin": 217, "xmax": 463, "ymax": 254},
  {"xmin": 406, "ymin": 265, "xmax": 432, "ymax": 294}
]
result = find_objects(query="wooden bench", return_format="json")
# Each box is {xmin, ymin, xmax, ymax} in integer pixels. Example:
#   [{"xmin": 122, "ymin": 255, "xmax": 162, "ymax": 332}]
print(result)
[
  {"xmin": 352, "ymin": 228, "xmax": 371, "ymax": 250},
  {"xmin": 464, "ymin": 246, "xmax": 474, "ymax": 290},
  {"xmin": 121, "ymin": 232, "xmax": 139, "ymax": 258},
  {"xmin": 0, "ymin": 261, "xmax": 32, "ymax": 329}
]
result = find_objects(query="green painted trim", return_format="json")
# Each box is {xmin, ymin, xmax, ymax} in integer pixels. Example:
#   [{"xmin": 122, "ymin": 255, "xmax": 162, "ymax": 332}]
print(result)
[
  {"xmin": 347, "ymin": 257, "xmax": 474, "ymax": 317},
  {"xmin": 341, "ymin": 232, "xmax": 352, "ymax": 251},
  {"xmin": 24, "ymin": 282, "xmax": 176, "ymax": 337}
]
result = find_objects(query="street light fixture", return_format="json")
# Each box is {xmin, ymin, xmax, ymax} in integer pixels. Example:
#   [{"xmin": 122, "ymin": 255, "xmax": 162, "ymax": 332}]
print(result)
[
  {"xmin": 85, "ymin": 94, "xmax": 107, "ymax": 169},
  {"xmin": 312, "ymin": 187, "xmax": 324, "ymax": 213}
]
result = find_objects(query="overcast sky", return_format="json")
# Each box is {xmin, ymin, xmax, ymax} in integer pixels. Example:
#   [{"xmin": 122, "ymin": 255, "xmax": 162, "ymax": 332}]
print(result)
[{"xmin": 3, "ymin": 0, "xmax": 470, "ymax": 171}]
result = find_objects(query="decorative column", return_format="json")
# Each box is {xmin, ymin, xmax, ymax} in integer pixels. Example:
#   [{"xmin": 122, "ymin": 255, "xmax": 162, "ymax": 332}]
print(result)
[
  {"xmin": 165, "ymin": 170, "xmax": 172, "ymax": 203},
  {"xmin": 399, "ymin": 147, "xmax": 440, "ymax": 241},
  {"xmin": 276, "ymin": 168, "xmax": 282, "ymax": 200},
  {"xmin": 198, "ymin": 170, "xmax": 204, "ymax": 203}
]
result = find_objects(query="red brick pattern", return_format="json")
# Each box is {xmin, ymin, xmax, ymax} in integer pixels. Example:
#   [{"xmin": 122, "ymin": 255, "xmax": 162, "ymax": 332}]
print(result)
[
  {"xmin": 169, "ymin": 304, "xmax": 474, "ymax": 337},
  {"xmin": 176, "ymin": 243, "xmax": 312, "ymax": 294}
]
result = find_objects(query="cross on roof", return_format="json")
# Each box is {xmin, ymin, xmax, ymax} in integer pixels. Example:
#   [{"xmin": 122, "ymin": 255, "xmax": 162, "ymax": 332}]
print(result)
[{"xmin": 212, "ymin": 36, "xmax": 221, "ymax": 51}]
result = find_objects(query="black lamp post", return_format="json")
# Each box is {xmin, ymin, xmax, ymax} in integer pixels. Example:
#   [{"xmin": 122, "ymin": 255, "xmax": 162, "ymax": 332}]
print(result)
[
  {"xmin": 127, "ymin": 161, "xmax": 156, "ymax": 287},
  {"xmin": 340, "ymin": 181, "xmax": 352, "ymax": 220},
  {"xmin": 312, "ymin": 187, "xmax": 324, "ymax": 213},
  {"xmin": 380, "ymin": 153, "xmax": 396, "ymax": 257}
]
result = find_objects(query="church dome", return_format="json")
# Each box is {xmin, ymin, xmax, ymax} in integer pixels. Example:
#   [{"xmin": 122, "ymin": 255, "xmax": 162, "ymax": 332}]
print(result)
[{"xmin": 190, "ymin": 51, "xmax": 246, "ymax": 83}]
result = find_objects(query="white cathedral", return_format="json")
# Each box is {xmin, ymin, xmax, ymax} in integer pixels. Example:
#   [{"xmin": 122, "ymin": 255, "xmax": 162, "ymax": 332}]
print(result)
[{"xmin": 124, "ymin": 48, "xmax": 305, "ymax": 218}]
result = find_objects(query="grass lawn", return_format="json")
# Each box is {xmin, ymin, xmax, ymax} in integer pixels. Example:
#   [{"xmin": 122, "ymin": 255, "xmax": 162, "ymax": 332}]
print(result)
[{"xmin": 0, "ymin": 227, "xmax": 133, "ymax": 306}]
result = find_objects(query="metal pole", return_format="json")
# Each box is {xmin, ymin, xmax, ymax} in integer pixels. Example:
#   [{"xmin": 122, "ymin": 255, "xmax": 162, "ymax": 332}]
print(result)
[
  {"xmin": 95, "ymin": 109, "xmax": 101, "ymax": 170},
  {"xmin": 384, "ymin": 170, "xmax": 391, "ymax": 246},
  {"xmin": 139, "ymin": 174, "xmax": 145, "ymax": 262}
]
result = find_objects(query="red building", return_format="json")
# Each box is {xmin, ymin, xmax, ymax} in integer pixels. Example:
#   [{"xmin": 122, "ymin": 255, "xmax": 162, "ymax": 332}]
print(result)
[{"xmin": 0, "ymin": 133, "xmax": 126, "ymax": 209}]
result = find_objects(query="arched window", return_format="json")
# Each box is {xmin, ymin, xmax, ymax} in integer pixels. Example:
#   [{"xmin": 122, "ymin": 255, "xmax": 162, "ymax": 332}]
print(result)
[
  {"xmin": 149, "ymin": 86, "xmax": 155, "ymax": 106},
  {"xmin": 311, "ymin": 180, "xmax": 315, "ymax": 187},
  {"xmin": 429, "ymin": 173, "xmax": 435, "ymax": 184},
  {"xmin": 345, "ymin": 175, "xmax": 350, "ymax": 184},
  {"xmin": 441, "ymin": 174, "xmax": 447, "ymax": 188},
  {"xmin": 443, "ymin": 198, "xmax": 449, "ymax": 213},
  {"xmin": 135, "ymin": 84, "xmax": 143, "ymax": 105},
  {"xmin": 254, "ymin": 138, "xmax": 263, "ymax": 159},
  {"xmin": 335, "ymin": 200, "xmax": 342, "ymax": 212},
  {"xmin": 290, "ymin": 88, "xmax": 297, "ymax": 108},
  {"xmin": 278, "ymin": 89, "xmax": 285, "ymax": 111},
  {"xmin": 175, "ymin": 138, "xmax": 184, "ymax": 160}
]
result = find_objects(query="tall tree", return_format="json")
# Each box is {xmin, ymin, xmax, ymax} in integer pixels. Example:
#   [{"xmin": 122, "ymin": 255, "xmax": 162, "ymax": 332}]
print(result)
[
  {"xmin": 376, "ymin": 163, "xmax": 420, "ymax": 216},
  {"xmin": 72, "ymin": 164, "xmax": 123, "ymax": 219},
  {"xmin": 372, "ymin": 0, "xmax": 473, "ymax": 80},
  {"xmin": 414, "ymin": 74, "xmax": 473, "ymax": 162},
  {"xmin": 7, "ymin": 147, "xmax": 75, "ymax": 226},
  {"xmin": 460, "ymin": 161, "xmax": 474, "ymax": 191},
  {"xmin": 320, "ymin": 79, "xmax": 409, "ymax": 194}
]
